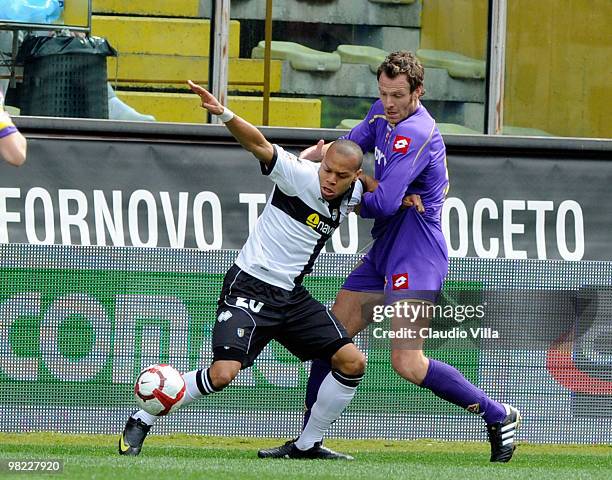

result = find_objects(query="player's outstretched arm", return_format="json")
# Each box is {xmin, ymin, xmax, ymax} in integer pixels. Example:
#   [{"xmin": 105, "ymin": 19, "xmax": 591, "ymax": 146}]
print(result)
[
  {"xmin": 0, "ymin": 110, "xmax": 27, "ymax": 167},
  {"xmin": 187, "ymin": 80, "xmax": 274, "ymax": 166}
]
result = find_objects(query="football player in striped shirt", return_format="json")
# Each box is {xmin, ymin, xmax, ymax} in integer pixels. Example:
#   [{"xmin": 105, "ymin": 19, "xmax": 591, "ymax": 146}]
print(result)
[{"xmin": 119, "ymin": 81, "xmax": 369, "ymax": 459}]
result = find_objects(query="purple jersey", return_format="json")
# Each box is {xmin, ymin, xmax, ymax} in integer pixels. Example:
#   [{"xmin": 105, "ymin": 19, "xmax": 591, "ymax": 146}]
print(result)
[
  {"xmin": 341, "ymin": 100, "xmax": 449, "ymax": 302},
  {"xmin": 342, "ymin": 99, "xmax": 448, "ymax": 236}
]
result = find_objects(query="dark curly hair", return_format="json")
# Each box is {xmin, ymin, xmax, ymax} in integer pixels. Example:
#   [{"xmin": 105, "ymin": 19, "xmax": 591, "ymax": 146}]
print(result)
[{"xmin": 377, "ymin": 51, "xmax": 425, "ymax": 96}]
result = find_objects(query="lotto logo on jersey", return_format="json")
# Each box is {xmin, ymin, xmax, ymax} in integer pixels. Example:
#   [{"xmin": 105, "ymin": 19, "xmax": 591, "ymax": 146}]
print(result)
[
  {"xmin": 392, "ymin": 273, "xmax": 409, "ymax": 290},
  {"xmin": 392, "ymin": 135, "xmax": 411, "ymax": 154}
]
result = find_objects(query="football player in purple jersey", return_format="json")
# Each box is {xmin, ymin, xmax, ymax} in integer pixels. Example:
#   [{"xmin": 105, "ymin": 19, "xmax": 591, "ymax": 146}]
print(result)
[{"xmin": 260, "ymin": 51, "xmax": 520, "ymax": 463}]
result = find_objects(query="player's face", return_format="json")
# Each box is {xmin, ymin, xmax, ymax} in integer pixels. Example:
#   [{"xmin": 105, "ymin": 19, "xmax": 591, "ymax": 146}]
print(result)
[
  {"xmin": 378, "ymin": 72, "xmax": 421, "ymax": 125},
  {"xmin": 319, "ymin": 152, "xmax": 362, "ymax": 201}
]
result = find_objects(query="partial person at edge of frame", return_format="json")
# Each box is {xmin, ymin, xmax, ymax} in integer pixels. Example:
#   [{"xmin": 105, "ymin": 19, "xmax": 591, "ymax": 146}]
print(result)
[{"xmin": 0, "ymin": 90, "xmax": 27, "ymax": 166}]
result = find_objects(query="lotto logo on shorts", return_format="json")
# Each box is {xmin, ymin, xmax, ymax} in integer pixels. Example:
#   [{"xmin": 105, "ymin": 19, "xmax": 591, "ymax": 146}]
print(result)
[
  {"xmin": 392, "ymin": 273, "xmax": 409, "ymax": 290},
  {"xmin": 392, "ymin": 136, "xmax": 411, "ymax": 154}
]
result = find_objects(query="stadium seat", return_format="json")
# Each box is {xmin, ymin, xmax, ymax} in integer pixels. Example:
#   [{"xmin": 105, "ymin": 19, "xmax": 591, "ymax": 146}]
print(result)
[
  {"xmin": 277, "ymin": 63, "xmax": 484, "ymax": 104},
  {"xmin": 251, "ymin": 41, "xmax": 341, "ymax": 72},
  {"xmin": 502, "ymin": 126, "xmax": 554, "ymax": 136},
  {"xmin": 226, "ymin": 0, "xmax": 421, "ymax": 27},
  {"xmin": 335, "ymin": 45, "xmax": 387, "ymax": 73},
  {"xmin": 336, "ymin": 119, "xmax": 362, "ymax": 129},
  {"xmin": 91, "ymin": 16, "xmax": 241, "ymax": 57},
  {"xmin": 436, "ymin": 123, "xmax": 480, "ymax": 135},
  {"xmin": 115, "ymin": 91, "xmax": 321, "ymax": 127},
  {"xmin": 107, "ymin": 56, "xmax": 282, "ymax": 93},
  {"xmin": 93, "ymin": 0, "xmax": 199, "ymax": 17},
  {"xmin": 369, "ymin": 0, "xmax": 416, "ymax": 4},
  {"xmin": 416, "ymin": 49, "xmax": 486, "ymax": 79}
]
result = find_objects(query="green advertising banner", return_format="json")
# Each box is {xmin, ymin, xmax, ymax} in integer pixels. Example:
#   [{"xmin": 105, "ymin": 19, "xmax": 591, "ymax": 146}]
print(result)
[
  {"xmin": 0, "ymin": 266, "xmax": 479, "ymax": 415},
  {"xmin": 1, "ymin": 244, "xmax": 611, "ymax": 443}
]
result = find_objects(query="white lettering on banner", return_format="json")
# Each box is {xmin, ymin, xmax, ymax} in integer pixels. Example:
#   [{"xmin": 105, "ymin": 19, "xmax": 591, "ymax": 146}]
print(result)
[
  {"xmin": 58, "ymin": 189, "xmax": 91, "ymax": 245},
  {"xmin": 112, "ymin": 295, "xmax": 190, "ymax": 383},
  {"xmin": 93, "ymin": 190, "xmax": 125, "ymax": 246},
  {"xmin": 443, "ymin": 197, "xmax": 469, "ymax": 257},
  {"xmin": 160, "ymin": 191, "xmax": 189, "ymax": 248},
  {"xmin": 239, "ymin": 193, "xmax": 267, "ymax": 234},
  {"xmin": 556, "ymin": 200, "xmax": 585, "ymax": 261},
  {"xmin": 25, "ymin": 187, "xmax": 54, "ymax": 244},
  {"xmin": 128, "ymin": 189, "xmax": 158, "ymax": 247},
  {"xmin": 527, "ymin": 200, "xmax": 554, "ymax": 259},
  {"xmin": 503, "ymin": 200, "xmax": 527, "ymax": 259},
  {"xmin": 332, "ymin": 212, "xmax": 359, "ymax": 254},
  {"xmin": 193, "ymin": 191, "xmax": 223, "ymax": 249},
  {"xmin": 0, "ymin": 188, "xmax": 588, "ymax": 259},
  {"xmin": 0, "ymin": 188, "xmax": 20, "ymax": 243},
  {"xmin": 1, "ymin": 188, "xmax": 224, "ymax": 248},
  {"xmin": 442, "ymin": 197, "xmax": 585, "ymax": 260},
  {"xmin": 472, "ymin": 198, "xmax": 499, "ymax": 258}
]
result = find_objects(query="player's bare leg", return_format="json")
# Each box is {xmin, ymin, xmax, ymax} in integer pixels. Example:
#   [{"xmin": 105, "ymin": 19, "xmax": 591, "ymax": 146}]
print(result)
[{"xmin": 333, "ymin": 289, "xmax": 385, "ymax": 337}]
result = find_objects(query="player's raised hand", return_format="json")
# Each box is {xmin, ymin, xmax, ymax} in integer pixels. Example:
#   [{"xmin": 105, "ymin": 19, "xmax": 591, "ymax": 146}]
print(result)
[
  {"xmin": 300, "ymin": 139, "xmax": 325, "ymax": 161},
  {"xmin": 187, "ymin": 80, "xmax": 224, "ymax": 115}
]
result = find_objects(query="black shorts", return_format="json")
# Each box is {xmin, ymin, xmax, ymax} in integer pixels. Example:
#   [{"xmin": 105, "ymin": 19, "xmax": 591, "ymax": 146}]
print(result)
[{"xmin": 212, "ymin": 264, "xmax": 352, "ymax": 369}]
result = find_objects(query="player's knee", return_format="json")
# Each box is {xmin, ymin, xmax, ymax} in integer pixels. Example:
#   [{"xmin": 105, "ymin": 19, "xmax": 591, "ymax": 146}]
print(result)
[
  {"xmin": 334, "ymin": 348, "xmax": 366, "ymax": 376},
  {"xmin": 209, "ymin": 362, "xmax": 240, "ymax": 389},
  {"xmin": 351, "ymin": 351, "xmax": 367, "ymax": 376}
]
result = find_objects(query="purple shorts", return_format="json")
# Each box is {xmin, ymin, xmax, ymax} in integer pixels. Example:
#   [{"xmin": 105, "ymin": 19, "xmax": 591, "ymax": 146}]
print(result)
[{"xmin": 343, "ymin": 209, "xmax": 448, "ymax": 304}]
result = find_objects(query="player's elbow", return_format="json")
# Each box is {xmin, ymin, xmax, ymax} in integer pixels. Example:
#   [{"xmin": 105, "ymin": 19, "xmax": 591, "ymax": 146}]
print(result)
[{"xmin": 11, "ymin": 146, "xmax": 27, "ymax": 166}]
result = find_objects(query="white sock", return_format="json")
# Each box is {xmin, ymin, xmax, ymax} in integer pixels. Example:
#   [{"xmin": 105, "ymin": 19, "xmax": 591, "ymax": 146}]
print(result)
[
  {"xmin": 131, "ymin": 368, "xmax": 218, "ymax": 426},
  {"xmin": 132, "ymin": 409, "xmax": 158, "ymax": 426},
  {"xmin": 295, "ymin": 371, "xmax": 361, "ymax": 450},
  {"xmin": 182, "ymin": 369, "xmax": 219, "ymax": 406}
]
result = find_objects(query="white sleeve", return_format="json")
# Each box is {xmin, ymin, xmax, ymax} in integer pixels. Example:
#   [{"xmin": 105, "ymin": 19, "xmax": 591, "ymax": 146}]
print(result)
[
  {"xmin": 350, "ymin": 179, "xmax": 364, "ymax": 207},
  {"xmin": 260, "ymin": 144, "xmax": 316, "ymax": 196}
]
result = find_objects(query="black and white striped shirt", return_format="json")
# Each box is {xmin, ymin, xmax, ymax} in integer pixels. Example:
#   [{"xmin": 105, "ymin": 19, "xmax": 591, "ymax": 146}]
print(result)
[{"xmin": 235, "ymin": 145, "xmax": 363, "ymax": 290}]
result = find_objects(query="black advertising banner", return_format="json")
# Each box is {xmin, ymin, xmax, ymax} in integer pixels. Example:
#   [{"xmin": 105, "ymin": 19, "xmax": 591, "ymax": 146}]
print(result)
[
  {"xmin": 1, "ymin": 128, "xmax": 611, "ymax": 260},
  {"xmin": 0, "ymin": 137, "xmax": 370, "ymax": 254},
  {"xmin": 444, "ymin": 152, "xmax": 612, "ymax": 261}
]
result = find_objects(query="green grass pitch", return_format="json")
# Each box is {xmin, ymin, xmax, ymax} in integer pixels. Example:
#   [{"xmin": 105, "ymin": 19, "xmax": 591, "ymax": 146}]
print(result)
[{"xmin": 0, "ymin": 433, "xmax": 610, "ymax": 479}]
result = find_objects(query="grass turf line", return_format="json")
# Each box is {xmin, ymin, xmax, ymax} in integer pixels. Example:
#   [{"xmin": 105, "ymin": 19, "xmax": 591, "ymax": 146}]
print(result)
[{"xmin": 0, "ymin": 433, "xmax": 610, "ymax": 480}]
